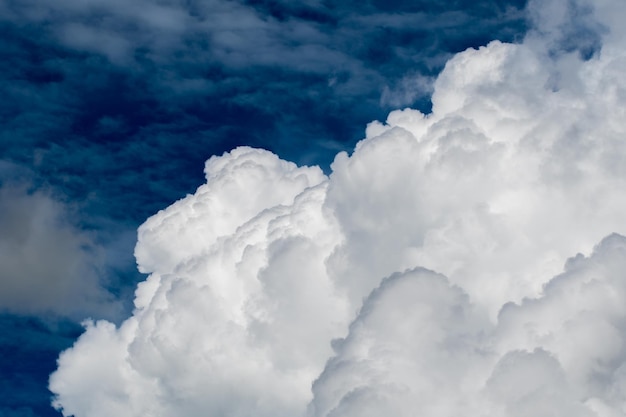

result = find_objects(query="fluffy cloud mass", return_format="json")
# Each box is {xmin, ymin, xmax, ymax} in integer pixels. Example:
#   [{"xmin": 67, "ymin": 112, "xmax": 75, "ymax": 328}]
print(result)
[{"xmin": 50, "ymin": 0, "xmax": 626, "ymax": 416}]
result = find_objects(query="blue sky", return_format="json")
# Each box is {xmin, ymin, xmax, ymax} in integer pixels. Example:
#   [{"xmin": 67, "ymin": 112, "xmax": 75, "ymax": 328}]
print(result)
[{"xmin": 3, "ymin": 0, "xmax": 598, "ymax": 415}]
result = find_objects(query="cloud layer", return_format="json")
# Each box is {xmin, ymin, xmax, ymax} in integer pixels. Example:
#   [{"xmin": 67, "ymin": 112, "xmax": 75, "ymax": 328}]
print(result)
[{"xmin": 50, "ymin": 0, "xmax": 626, "ymax": 416}]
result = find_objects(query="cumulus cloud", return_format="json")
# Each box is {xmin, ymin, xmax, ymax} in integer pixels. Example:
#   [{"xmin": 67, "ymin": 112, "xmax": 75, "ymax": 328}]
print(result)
[
  {"xmin": 309, "ymin": 267, "xmax": 491, "ymax": 417},
  {"xmin": 0, "ymin": 183, "xmax": 120, "ymax": 319},
  {"xmin": 51, "ymin": 148, "xmax": 348, "ymax": 417},
  {"xmin": 50, "ymin": 0, "xmax": 626, "ymax": 416}
]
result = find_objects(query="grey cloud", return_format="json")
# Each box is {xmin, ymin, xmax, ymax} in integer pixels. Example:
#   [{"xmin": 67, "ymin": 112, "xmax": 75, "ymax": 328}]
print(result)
[
  {"xmin": 0, "ymin": 183, "xmax": 121, "ymax": 319},
  {"xmin": 485, "ymin": 349, "xmax": 592, "ymax": 417}
]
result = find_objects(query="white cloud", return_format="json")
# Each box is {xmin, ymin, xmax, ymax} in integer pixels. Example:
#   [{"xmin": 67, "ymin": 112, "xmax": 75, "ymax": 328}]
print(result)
[
  {"xmin": 52, "ymin": 147, "xmax": 346, "ymax": 417},
  {"xmin": 50, "ymin": 0, "xmax": 626, "ymax": 415},
  {"xmin": 309, "ymin": 268, "xmax": 491, "ymax": 417},
  {"xmin": 312, "ymin": 235, "xmax": 626, "ymax": 417}
]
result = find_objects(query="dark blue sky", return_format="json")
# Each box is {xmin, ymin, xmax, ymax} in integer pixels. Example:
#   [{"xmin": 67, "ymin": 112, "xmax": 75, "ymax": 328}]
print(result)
[{"xmin": 0, "ymin": 1, "xmax": 528, "ymax": 415}]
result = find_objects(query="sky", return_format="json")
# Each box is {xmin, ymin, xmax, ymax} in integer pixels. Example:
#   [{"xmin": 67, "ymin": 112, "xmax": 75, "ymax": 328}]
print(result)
[{"xmin": 3, "ymin": 0, "xmax": 626, "ymax": 416}]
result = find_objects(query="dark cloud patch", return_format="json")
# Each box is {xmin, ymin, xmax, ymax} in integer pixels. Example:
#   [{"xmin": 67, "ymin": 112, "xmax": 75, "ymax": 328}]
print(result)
[{"xmin": 0, "ymin": 182, "xmax": 123, "ymax": 320}]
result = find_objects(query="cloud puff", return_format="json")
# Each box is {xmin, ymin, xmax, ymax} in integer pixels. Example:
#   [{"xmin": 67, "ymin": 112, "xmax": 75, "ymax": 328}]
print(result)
[
  {"xmin": 309, "ymin": 267, "xmax": 490, "ymax": 417},
  {"xmin": 51, "ymin": 147, "xmax": 348, "ymax": 417},
  {"xmin": 0, "ymin": 183, "xmax": 120, "ymax": 319},
  {"xmin": 312, "ymin": 234, "xmax": 626, "ymax": 417},
  {"xmin": 50, "ymin": 0, "xmax": 626, "ymax": 416},
  {"xmin": 327, "ymin": 35, "xmax": 626, "ymax": 317}
]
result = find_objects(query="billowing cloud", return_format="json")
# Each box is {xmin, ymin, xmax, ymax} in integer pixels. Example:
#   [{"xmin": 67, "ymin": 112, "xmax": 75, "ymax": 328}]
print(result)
[
  {"xmin": 51, "ymin": 148, "xmax": 347, "ymax": 417},
  {"xmin": 1, "ymin": 3, "xmax": 527, "ymax": 412},
  {"xmin": 311, "ymin": 234, "xmax": 626, "ymax": 417},
  {"xmin": 50, "ymin": 0, "xmax": 626, "ymax": 416},
  {"xmin": 0, "ymin": 183, "xmax": 121, "ymax": 319}
]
